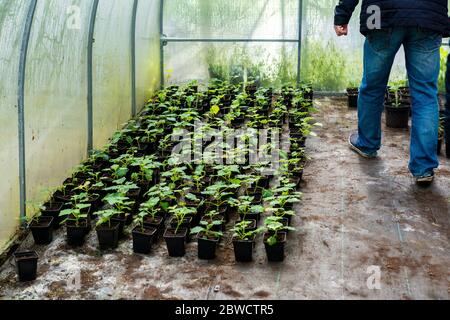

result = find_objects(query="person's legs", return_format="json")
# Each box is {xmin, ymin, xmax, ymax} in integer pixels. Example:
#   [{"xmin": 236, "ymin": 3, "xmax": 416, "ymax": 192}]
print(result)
[
  {"xmin": 445, "ymin": 51, "xmax": 450, "ymax": 157},
  {"xmin": 404, "ymin": 28, "xmax": 442, "ymax": 177},
  {"xmin": 355, "ymin": 29, "xmax": 404, "ymax": 154}
]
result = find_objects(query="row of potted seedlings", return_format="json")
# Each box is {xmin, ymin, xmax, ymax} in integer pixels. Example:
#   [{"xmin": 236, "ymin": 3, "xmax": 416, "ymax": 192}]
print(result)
[{"xmin": 17, "ymin": 80, "xmax": 316, "ymax": 281}]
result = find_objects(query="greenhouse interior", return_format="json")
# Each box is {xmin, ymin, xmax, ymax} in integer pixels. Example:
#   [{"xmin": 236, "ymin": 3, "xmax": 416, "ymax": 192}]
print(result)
[{"xmin": 0, "ymin": 0, "xmax": 449, "ymax": 303}]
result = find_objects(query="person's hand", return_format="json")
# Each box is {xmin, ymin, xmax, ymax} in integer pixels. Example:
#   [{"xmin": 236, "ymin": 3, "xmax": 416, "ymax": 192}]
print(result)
[{"xmin": 334, "ymin": 25, "xmax": 348, "ymax": 36}]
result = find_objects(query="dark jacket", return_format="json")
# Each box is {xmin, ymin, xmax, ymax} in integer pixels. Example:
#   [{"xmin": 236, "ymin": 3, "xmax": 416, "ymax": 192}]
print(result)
[{"xmin": 334, "ymin": 0, "xmax": 449, "ymax": 37}]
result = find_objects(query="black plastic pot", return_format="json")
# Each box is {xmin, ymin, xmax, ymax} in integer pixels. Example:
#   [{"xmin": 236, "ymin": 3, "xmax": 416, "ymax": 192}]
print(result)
[
  {"xmin": 41, "ymin": 202, "xmax": 64, "ymax": 229},
  {"xmin": 112, "ymin": 215, "xmax": 127, "ymax": 239},
  {"xmin": 385, "ymin": 105, "xmax": 410, "ymax": 128},
  {"xmin": 164, "ymin": 228, "xmax": 188, "ymax": 257},
  {"xmin": 197, "ymin": 236, "xmax": 220, "ymax": 260},
  {"xmin": 233, "ymin": 236, "xmax": 255, "ymax": 262},
  {"xmin": 347, "ymin": 94, "xmax": 358, "ymax": 109},
  {"xmin": 30, "ymin": 216, "xmax": 54, "ymax": 245},
  {"xmin": 132, "ymin": 226, "xmax": 158, "ymax": 254},
  {"xmin": 54, "ymin": 189, "xmax": 75, "ymax": 203},
  {"xmin": 96, "ymin": 222, "xmax": 120, "ymax": 250},
  {"xmin": 14, "ymin": 251, "xmax": 38, "ymax": 282},
  {"xmin": 264, "ymin": 232, "xmax": 287, "ymax": 262},
  {"xmin": 438, "ymin": 138, "xmax": 443, "ymax": 155},
  {"xmin": 66, "ymin": 220, "xmax": 88, "ymax": 247},
  {"xmin": 143, "ymin": 216, "xmax": 165, "ymax": 243}
]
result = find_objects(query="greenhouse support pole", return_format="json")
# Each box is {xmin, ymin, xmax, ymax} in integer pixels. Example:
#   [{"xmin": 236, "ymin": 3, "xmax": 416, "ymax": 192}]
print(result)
[
  {"xmin": 17, "ymin": 0, "xmax": 37, "ymax": 225},
  {"xmin": 296, "ymin": 0, "xmax": 303, "ymax": 87},
  {"xmin": 131, "ymin": 0, "xmax": 138, "ymax": 117},
  {"xmin": 159, "ymin": 0, "xmax": 165, "ymax": 88},
  {"xmin": 87, "ymin": 0, "xmax": 99, "ymax": 153}
]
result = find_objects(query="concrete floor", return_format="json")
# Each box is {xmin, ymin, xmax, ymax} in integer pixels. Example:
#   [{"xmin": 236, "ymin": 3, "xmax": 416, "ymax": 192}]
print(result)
[{"xmin": 0, "ymin": 97, "xmax": 449, "ymax": 300}]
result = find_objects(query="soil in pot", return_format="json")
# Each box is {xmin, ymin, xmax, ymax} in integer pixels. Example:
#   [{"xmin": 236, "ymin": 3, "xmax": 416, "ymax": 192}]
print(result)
[
  {"xmin": 169, "ymin": 216, "xmax": 193, "ymax": 242},
  {"xmin": 96, "ymin": 222, "xmax": 120, "ymax": 250},
  {"xmin": 126, "ymin": 187, "xmax": 142, "ymax": 201},
  {"xmin": 164, "ymin": 228, "xmax": 188, "ymax": 257},
  {"xmin": 197, "ymin": 234, "xmax": 220, "ymax": 260},
  {"xmin": 236, "ymin": 219, "xmax": 257, "ymax": 232},
  {"xmin": 200, "ymin": 216, "xmax": 225, "ymax": 232},
  {"xmin": 14, "ymin": 251, "xmax": 38, "ymax": 282},
  {"xmin": 264, "ymin": 232, "xmax": 287, "ymax": 262},
  {"xmin": 41, "ymin": 202, "xmax": 64, "ymax": 229},
  {"xmin": 54, "ymin": 189, "xmax": 75, "ymax": 203},
  {"xmin": 233, "ymin": 236, "xmax": 256, "ymax": 262},
  {"xmin": 385, "ymin": 105, "xmax": 410, "ymax": 129},
  {"xmin": 143, "ymin": 215, "xmax": 165, "ymax": 243},
  {"xmin": 239, "ymin": 212, "xmax": 261, "ymax": 223},
  {"xmin": 133, "ymin": 226, "xmax": 158, "ymax": 254},
  {"xmin": 30, "ymin": 216, "xmax": 54, "ymax": 245},
  {"xmin": 66, "ymin": 220, "xmax": 88, "ymax": 247}
]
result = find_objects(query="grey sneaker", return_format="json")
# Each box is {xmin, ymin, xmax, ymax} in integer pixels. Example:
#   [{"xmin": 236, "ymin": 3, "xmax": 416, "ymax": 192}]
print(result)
[
  {"xmin": 348, "ymin": 133, "xmax": 378, "ymax": 159},
  {"xmin": 415, "ymin": 173, "xmax": 434, "ymax": 187}
]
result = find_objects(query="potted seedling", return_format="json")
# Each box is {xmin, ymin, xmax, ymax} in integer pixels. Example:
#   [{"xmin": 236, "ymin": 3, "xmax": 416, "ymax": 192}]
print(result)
[
  {"xmin": 145, "ymin": 183, "xmax": 176, "ymax": 213},
  {"xmin": 231, "ymin": 220, "xmax": 265, "ymax": 262},
  {"xmin": 190, "ymin": 221, "xmax": 223, "ymax": 260},
  {"xmin": 229, "ymin": 196, "xmax": 264, "ymax": 222},
  {"xmin": 200, "ymin": 210, "xmax": 224, "ymax": 232},
  {"xmin": 266, "ymin": 183, "xmax": 302, "ymax": 211},
  {"xmin": 25, "ymin": 202, "xmax": 53, "ymax": 245},
  {"xmin": 102, "ymin": 193, "xmax": 135, "ymax": 237},
  {"xmin": 26, "ymin": 209, "xmax": 54, "ymax": 245},
  {"xmin": 72, "ymin": 181, "xmax": 101, "ymax": 211},
  {"xmin": 13, "ymin": 251, "xmax": 39, "ymax": 282},
  {"xmin": 385, "ymin": 83, "xmax": 410, "ymax": 129},
  {"xmin": 132, "ymin": 211, "xmax": 158, "ymax": 254},
  {"xmin": 346, "ymin": 83, "xmax": 359, "ymax": 109},
  {"xmin": 105, "ymin": 180, "xmax": 141, "ymax": 201},
  {"xmin": 59, "ymin": 204, "xmax": 90, "ymax": 246},
  {"xmin": 164, "ymin": 206, "xmax": 190, "ymax": 257},
  {"xmin": 269, "ymin": 207, "xmax": 296, "ymax": 226},
  {"xmin": 168, "ymin": 205, "xmax": 196, "ymax": 231},
  {"xmin": 95, "ymin": 209, "xmax": 121, "ymax": 250},
  {"xmin": 53, "ymin": 183, "xmax": 75, "ymax": 203},
  {"xmin": 40, "ymin": 192, "xmax": 64, "ymax": 229},
  {"xmin": 129, "ymin": 156, "xmax": 156, "ymax": 193},
  {"xmin": 263, "ymin": 216, "xmax": 295, "ymax": 262},
  {"xmin": 202, "ymin": 182, "xmax": 236, "ymax": 222},
  {"xmin": 140, "ymin": 197, "xmax": 165, "ymax": 241}
]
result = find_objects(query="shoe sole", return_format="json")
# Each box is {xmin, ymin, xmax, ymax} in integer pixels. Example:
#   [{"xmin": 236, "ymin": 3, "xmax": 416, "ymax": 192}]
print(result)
[
  {"xmin": 348, "ymin": 137, "xmax": 377, "ymax": 159},
  {"xmin": 416, "ymin": 176, "xmax": 434, "ymax": 186}
]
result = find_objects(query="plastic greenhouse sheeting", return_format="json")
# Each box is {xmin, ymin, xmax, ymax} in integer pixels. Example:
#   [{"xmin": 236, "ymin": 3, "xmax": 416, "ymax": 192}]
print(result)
[
  {"xmin": 0, "ymin": 0, "xmax": 28, "ymax": 253},
  {"xmin": 0, "ymin": 0, "xmax": 161, "ymax": 252},
  {"xmin": 163, "ymin": 0, "xmax": 449, "ymax": 91}
]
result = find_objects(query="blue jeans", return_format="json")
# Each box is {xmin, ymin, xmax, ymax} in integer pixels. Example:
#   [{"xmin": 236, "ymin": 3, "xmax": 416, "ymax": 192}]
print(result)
[{"xmin": 356, "ymin": 27, "xmax": 442, "ymax": 177}]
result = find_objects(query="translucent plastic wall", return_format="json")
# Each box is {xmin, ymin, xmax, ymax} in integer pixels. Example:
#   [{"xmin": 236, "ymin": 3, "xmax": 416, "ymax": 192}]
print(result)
[
  {"xmin": 0, "ymin": 0, "xmax": 161, "ymax": 252},
  {"xmin": 0, "ymin": 0, "xmax": 28, "ymax": 252},
  {"xmin": 163, "ymin": 0, "xmax": 449, "ymax": 91},
  {"xmin": 163, "ymin": 0, "xmax": 301, "ymax": 87}
]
